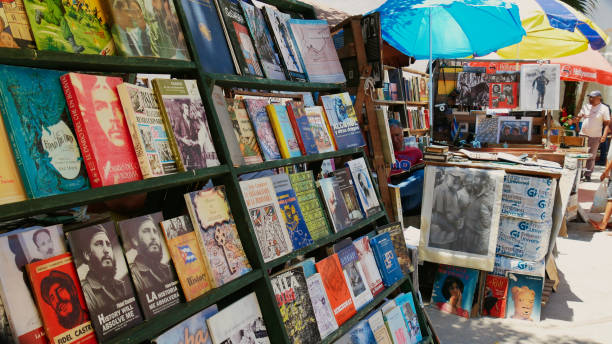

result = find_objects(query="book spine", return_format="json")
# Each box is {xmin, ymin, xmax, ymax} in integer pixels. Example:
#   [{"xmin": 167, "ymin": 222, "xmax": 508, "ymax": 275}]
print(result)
[
  {"xmin": 60, "ymin": 74, "xmax": 103, "ymax": 188},
  {"xmin": 117, "ymin": 84, "xmax": 153, "ymax": 179},
  {"xmin": 152, "ymin": 81, "xmax": 186, "ymax": 172},
  {"xmin": 286, "ymin": 104, "xmax": 306, "ymax": 155},
  {"xmin": 183, "ymin": 193, "xmax": 218, "ymax": 288},
  {"xmin": 266, "ymin": 105, "xmax": 290, "ymax": 159}
]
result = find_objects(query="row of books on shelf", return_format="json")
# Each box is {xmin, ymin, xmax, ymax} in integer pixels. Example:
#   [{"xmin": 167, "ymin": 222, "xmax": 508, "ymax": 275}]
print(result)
[
  {"xmin": 0, "ymin": 63, "xmax": 365, "ymax": 205},
  {"xmin": 382, "ymin": 69, "xmax": 429, "ymax": 103},
  {"xmin": 0, "ymin": 0, "xmax": 346, "ymax": 83},
  {"xmin": 405, "ymin": 108, "xmax": 430, "ymax": 131}
]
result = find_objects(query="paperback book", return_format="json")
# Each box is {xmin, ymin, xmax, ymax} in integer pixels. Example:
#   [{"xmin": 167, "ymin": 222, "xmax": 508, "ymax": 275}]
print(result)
[
  {"xmin": 482, "ymin": 274, "xmax": 508, "ymax": 318},
  {"xmin": 320, "ymin": 92, "xmax": 365, "ymax": 149},
  {"xmin": 243, "ymin": 98, "xmax": 281, "ymax": 161},
  {"xmin": 152, "ymin": 305, "xmax": 218, "ymax": 344},
  {"xmin": 335, "ymin": 240, "xmax": 373, "ymax": 310},
  {"xmin": 304, "ymin": 106, "xmax": 335, "ymax": 153},
  {"xmin": 506, "ymin": 273, "xmax": 543, "ymax": 322},
  {"xmin": 395, "ymin": 293, "xmax": 422, "ymax": 343},
  {"xmin": 369, "ymin": 232, "xmax": 403, "ymax": 287},
  {"xmin": 377, "ymin": 222, "xmax": 413, "ymax": 275},
  {"xmin": 315, "ymin": 254, "xmax": 356, "ymax": 326},
  {"xmin": 0, "ymin": 0, "xmax": 35, "ymax": 48},
  {"xmin": 263, "ymin": 6, "xmax": 307, "ymax": 81},
  {"xmin": 431, "ymin": 264, "xmax": 479, "ymax": 319},
  {"xmin": 294, "ymin": 257, "xmax": 316, "ymax": 278},
  {"xmin": 286, "ymin": 101, "xmax": 319, "ymax": 155},
  {"xmin": 206, "ymin": 292, "xmax": 269, "ymax": 344},
  {"xmin": 346, "ymin": 158, "xmax": 381, "ymax": 217},
  {"xmin": 226, "ymin": 97, "xmax": 264, "ymax": 164},
  {"xmin": 266, "ymin": 104, "xmax": 301, "ymax": 158},
  {"xmin": 367, "ymin": 310, "xmax": 392, "ymax": 344},
  {"xmin": 318, "ymin": 176, "xmax": 351, "ymax": 233},
  {"xmin": 336, "ymin": 319, "xmax": 376, "ymax": 344},
  {"xmin": 383, "ymin": 306, "xmax": 409, "ymax": 344},
  {"xmin": 306, "ymin": 273, "xmax": 338, "ymax": 339},
  {"xmin": 353, "ymin": 236, "xmax": 384, "ymax": 297},
  {"xmin": 270, "ymin": 173, "xmax": 314, "ymax": 250},
  {"xmin": 288, "ymin": 171, "xmax": 331, "ymax": 241},
  {"xmin": 0, "ymin": 115, "xmax": 25, "ymax": 205},
  {"xmin": 335, "ymin": 168, "xmax": 365, "ymax": 225}
]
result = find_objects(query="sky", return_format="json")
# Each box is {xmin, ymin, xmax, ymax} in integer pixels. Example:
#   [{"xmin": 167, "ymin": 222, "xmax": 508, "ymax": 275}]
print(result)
[{"xmin": 589, "ymin": 0, "xmax": 612, "ymax": 32}]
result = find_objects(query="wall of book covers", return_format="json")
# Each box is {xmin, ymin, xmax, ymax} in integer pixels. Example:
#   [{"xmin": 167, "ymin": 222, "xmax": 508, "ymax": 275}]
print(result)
[{"xmin": 0, "ymin": 0, "xmax": 433, "ymax": 343}]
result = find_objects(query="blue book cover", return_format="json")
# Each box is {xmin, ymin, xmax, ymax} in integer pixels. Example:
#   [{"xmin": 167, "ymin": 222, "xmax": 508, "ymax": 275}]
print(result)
[
  {"xmin": 395, "ymin": 293, "xmax": 422, "ymax": 343},
  {"xmin": 153, "ymin": 305, "xmax": 218, "ymax": 343},
  {"xmin": 287, "ymin": 102, "xmax": 318, "ymax": 155},
  {"xmin": 320, "ymin": 93, "xmax": 365, "ymax": 149},
  {"xmin": 0, "ymin": 65, "xmax": 89, "ymax": 198},
  {"xmin": 431, "ymin": 264, "xmax": 479, "ymax": 319},
  {"xmin": 269, "ymin": 104, "xmax": 301, "ymax": 158},
  {"xmin": 244, "ymin": 98, "xmax": 281, "ymax": 161},
  {"xmin": 270, "ymin": 173, "xmax": 314, "ymax": 250},
  {"xmin": 336, "ymin": 319, "xmax": 376, "ymax": 344},
  {"xmin": 181, "ymin": 0, "xmax": 236, "ymax": 74},
  {"xmin": 294, "ymin": 257, "xmax": 316, "ymax": 278},
  {"xmin": 506, "ymin": 273, "xmax": 543, "ymax": 322},
  {"xmin": 383, "ymin": 306, "xmax": 410, "ymax": 344},
  {"xmin": 370, "ymin": 232, "xmax": 403, "ymax": 287}
]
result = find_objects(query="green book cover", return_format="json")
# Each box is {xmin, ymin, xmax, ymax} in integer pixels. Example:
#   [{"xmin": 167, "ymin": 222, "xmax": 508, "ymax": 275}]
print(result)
[{"xmin": 289, "ymin": 171, "xmax": 330, "ymax": 241}]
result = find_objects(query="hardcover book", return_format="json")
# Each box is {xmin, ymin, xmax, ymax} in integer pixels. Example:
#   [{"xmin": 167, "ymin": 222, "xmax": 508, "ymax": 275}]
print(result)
[
  {"xmin": 286, "ymin": 101, "xmax": 319, "ymax": 155},
  {"xmin": 180, "ymin": 0, "xmax": 235, "ymax": 74},
  {"xmin": 153, "ymin": 304, "xmax": 218, "ymax": 344},
  {"xmin": 431, "ymin": 265, "xmax": 478, "ymax": 319},
  {"xmin": 377, "ymin": 222, "xmax": 413, "ymax": 275},
  {"xmin": 117, "ymin": 82, "xmax": 178, "ymax": 178},
  {"xmin": 271, "ymin": 266, "xmax": 320, "ymax": 344},
  {"xmin": 320, "ymin": 93, "xmax": 365, "ymax": 150},
  {"xmin": 482, "ymin": 274, "xmax": 508, "ymax": 318},
  {"xmin": 315, "ymin": 254, "xmax": 356, "ymax": 326},
  {"xmin": 185, "ymin": 186, "xmax": 252, "ymax": 287},
  {"xmin": 160, "ymin": 215, "xmax": 213, "ymax": 301},
  {"xmin": 240, "ymin": 177, "xmax": 293, "ymax": 262},
  {"xmin": 287, "ymin": 19, "xmax": 346, "ymax": 83},
  {"xmin": 240, "ymin": 1, "xmax": 286, "ymax": 80},
  {"xmin": 0, "ymin": 225, "xmax": 66, "ymax": 344},
  {"xmin": 335, "ymin": 168, "xmax": 365, "ymax": 225},
  {"xmin": 61, "ymin": 72, "xmax": 142, "ymax": 188},
  {"xmin": 335, "ymin": 240, "xmax": 373, "ymax": 310},
  {"xmin": 353, "ymin": 236, "xmax": 384, "ymax": 297},
  {"xmin": 306, "ymin": 273, "xmax": 338, "ymax": 339},
  {"xmin": 217, "ymin": 0, "xmax": 263, "ymax": 77},
  {"xmin": 66, "ymin": 222, "xmax": 143, "ymax": 340},
  {"xmin": 270, "ymin": 173, "xmax": 314, "ymax": 250},
  {"xmin": 263, "ymin": 6, "xmax": 306, "ymax": 81},
  {"xmin": 0, "ymin": 115, "xmax": 26, "ymax": 205},
  {"xmin": 0, "ymin": 0, "xmax": 35, "ymax": 48},
  {"xmin": 288, "ymin": 171, "xmax": 331, "ymax": 241},
  {"xmin": 0, "ymin": 66, "xmax": 89, "ymax": 198},
  {"xmin": 266, "ymin": 104, "xmax": 301, "ymax": 158},
  {"xmin": 226, "ymin": 97, "xmax": 264, "ymax": 164},
  {"xmin": 506, "ymin": 273, "xmax": 543, "ymax": 322},
  {"xmin": 367, "ymin": 310, "xmax": 393, "ymax": 344},
  {"xmin": 336, "ymin": 319, "xmax": 376, "ymax": 344},
  {"xmin": 118, "ymin": 212, "xmax": 183, "ymax": 319},
  {"xmin": 243, "ymin": 98, "xmax": 281, "ymax": 161},
  {"xmin": 26, "ymin": 253, "xmax": 96, "ymax": 344},
  {"xmin": 383, "ymin": 306, "xmax": 410, "ymax": 344},
  {"xmin": 153, "ymin": 79, "xmax": 219, "ymax": 171},
  {"xmin": 318, "ymin": 176, "xmax": 350, "ymax": 233},
  {"xmin": 211, "ymin": 86, "xmax": 245, "ymax": 166},
  {"xmin": 206, "ymin": 292, "xmax": 269, "ymax": 344},
  {"xmin": 394, "ymin": 293, "xmax": 421, "ymax": 344},
  {"xmin": 108, "ymin": 0, "xmax": 189, "ymax": 59},
  {"xmin": 346, "ymin": 158, "xmax": 381, "ymax": 217},
  {"xmin": 23, "ymin": 0, "xmax": 114, "ymax": 54},
  {"xmin": 304, "ymin": 106, "xmax": 335, "ymax": 153},
  {"xmin": 369, "ymin": 232, "xmax": 403, "ymax": 287}
]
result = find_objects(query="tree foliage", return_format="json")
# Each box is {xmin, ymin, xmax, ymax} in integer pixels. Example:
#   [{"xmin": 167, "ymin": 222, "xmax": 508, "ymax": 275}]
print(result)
[{"xmin": 559, "ymin": 0, "xmax": 597, "ymax": 14}]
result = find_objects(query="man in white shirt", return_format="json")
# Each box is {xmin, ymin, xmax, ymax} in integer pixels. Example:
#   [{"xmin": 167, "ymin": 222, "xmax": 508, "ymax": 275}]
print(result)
[{"xmin": 577, "ymin": 90, "xmax": 610, "ymax": 181}]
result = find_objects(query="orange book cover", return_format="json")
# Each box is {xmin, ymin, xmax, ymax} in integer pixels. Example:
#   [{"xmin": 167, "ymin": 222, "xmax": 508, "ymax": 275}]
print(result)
[
  {"xmin": 315, "ymin": 254, "xmax": 356, "ymax": 326},
  {"xmin": 0, "ymin": 114, "xmax": 26, "ymax": 205},
  {"xmin": 26, "ymin": 253, "xmax": 96, "ymax": 344}
]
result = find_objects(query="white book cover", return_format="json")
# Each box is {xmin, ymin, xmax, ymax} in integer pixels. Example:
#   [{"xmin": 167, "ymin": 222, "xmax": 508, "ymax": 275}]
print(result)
[
  {"xmin": 336, "ymin": 242, "xmax": 373, "ymax": 310},
  {"xmin": 206, "ymin": 292, "xmax": 270, "ymax": 344},
  {"xmin": 306, "ymin": 273, "xmax": 338, "ymax": 338},
  {"xmin": 346, "ymin": 158, "xmax": 381, "ymax": 217},
  {"xmin": 353, "ymin": 236, "xmax": 385, "ymax": 297},
  {"xmin": 367, "ymin": 310, "xmax": 393, "ymax": 344}
]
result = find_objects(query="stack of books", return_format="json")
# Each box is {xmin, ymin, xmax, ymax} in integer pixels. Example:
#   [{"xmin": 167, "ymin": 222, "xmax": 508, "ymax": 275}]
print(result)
[{"xmin": 423, "ymin": 145, "xmax": 449, "ymax": 162}]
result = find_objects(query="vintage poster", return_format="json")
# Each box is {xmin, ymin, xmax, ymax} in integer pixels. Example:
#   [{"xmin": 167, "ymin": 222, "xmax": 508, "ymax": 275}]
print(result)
[
  {"xmin": 420, "ymin": 165, "xmax": 505, "ymax": 271},
  {"xmin": 496, "ymin": 216, "xmax": 552, "ymax": 261},
  {"xmin": 497, "ymin": 117, "xmax": 532, "ymax": 143},
  {"xmin": 431, "ymin": 265, "xmax": 479, "ymax": 319},
  {"xmin": 519, "ymin": 64, "xmax": 561, "ymax": 111},
  {"xmin": 506, "ymin": 273, "xmax": 543, "ymax": 322},
  {"xmin": 475, "ymin": 115, "xmax": 499, "ymax": 144},
  {"xmin": 456, "ymin": 72, "xmax": 489, "ymax": 108},
  {"xmin": 489, "ymin": 82, "xmax": 518, "ymax": 109}
]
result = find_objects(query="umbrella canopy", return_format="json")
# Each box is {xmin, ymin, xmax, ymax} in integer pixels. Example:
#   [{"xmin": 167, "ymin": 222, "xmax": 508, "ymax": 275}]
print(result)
[
  {"xmin": 497, "ymin": 0, "xmax": 609, "ymax": 59},
  {"xmin": 551, "ymin": 48, "xmax": 612, "ymax": 85},
  {"xmin": 372, "ymin": 0, "xmax": 526, "ymax": 59}
]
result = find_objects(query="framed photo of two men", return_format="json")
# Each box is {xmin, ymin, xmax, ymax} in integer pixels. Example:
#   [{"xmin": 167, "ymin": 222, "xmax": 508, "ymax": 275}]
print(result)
[{"xmin": 419, "ymin": 165, "xmax": 505, "ymax": 271}]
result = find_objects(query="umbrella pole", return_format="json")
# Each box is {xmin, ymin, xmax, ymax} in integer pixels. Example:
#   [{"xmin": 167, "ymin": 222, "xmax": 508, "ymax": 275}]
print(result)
[{"xmin": 429, "ymin": 7, "xmax": 434, "ymax": 139}]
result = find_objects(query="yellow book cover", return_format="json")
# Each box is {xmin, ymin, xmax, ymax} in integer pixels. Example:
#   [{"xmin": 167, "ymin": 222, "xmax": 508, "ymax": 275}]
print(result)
[
  {"xmin": 0, "ymin": 114, "xmax": 26, "ymax": 205},
  {"xmin": 265, "ymin": 104, "xmax": 301, "ymax": 159}
]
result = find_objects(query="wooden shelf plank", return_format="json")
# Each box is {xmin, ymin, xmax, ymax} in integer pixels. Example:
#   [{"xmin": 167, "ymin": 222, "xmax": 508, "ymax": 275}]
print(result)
[
  {"xmin": 0, "ymin": 47, "xmax": 197, "ymax": 73},
  {"xmin": 103, "ymin": 269, "xmax": 263, "ymax": 344},
  {"xmin": 264, "ymin": 211, "xmax": 386, "ymax": 270},
  {"xmin": 406, "ymin": 101, "xmax": 428, "ymax": 106},
  {"xmin": 206, "ymin": 73, "xmax": 345, "ymax": 92},
  {"xmin": 234, "ymin": 147, "xmax": 364, "ymax": 174},
  {"xmin": 374, "ymin": 99, "xmax": 405, "ymax": 105},
  {"xmin": 0, "ymin": 165, "xmax": 230, "ymax": 222}
]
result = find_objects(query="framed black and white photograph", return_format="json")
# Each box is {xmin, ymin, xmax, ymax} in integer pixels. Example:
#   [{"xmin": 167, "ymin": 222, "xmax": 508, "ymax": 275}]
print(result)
[
  {"xmin": 419, "ymin": 165, "xmax": 505, "ymax": 271},
  {"xmin": 456, "ymin": 72, "xmax": 489, "ymax": 108},
  {"xmin": 519, "ymin": 64, "xmax": 561, "ymax": 110}
]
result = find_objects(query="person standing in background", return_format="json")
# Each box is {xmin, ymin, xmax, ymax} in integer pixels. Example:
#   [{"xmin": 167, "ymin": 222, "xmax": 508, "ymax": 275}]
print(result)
[{"xmin": 575, "ymin": 91, "xmax": 610, "ymax": 181}]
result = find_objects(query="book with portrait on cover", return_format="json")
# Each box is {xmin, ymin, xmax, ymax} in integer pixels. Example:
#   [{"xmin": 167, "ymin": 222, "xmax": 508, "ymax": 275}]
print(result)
[
  {"xmin": 334, "ymin": 239, "xmax": 373, "ymax": 310},
  {"xmin": 346, "ymin": 158, "xmax": 381, "ymax": 217},
  {"xmin": 353, "ymin": 236, "xmax": 384, "ymax": 297}
]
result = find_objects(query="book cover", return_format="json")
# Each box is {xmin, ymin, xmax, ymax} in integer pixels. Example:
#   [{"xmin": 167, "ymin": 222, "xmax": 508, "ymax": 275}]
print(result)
[
  {"xmin": 0, "ymin": 66, "xmax": 89, "ymax": 198},
  {"xmin": 353, "ymin": 236, "xmax": 384, "ymax": 297},
  {"xmin": 320, "ymin": 93, "xmax": 365, "ymax": 150},
  {"xmin": 336, "ymin": 319, "xmax": 376, "ymax": 344},
  {"xmin": 61, "ymin": 72, "xmax": 142, "ymax": 188},
  {"xmin": 240, "ymin": 1, "xmax": 285, "ymax": 80},
  {"xmin": 26, "ymin": 253, "xmax": 96, "ymax": 344},
  {"xmin": 335, "ymin": 168, "xmax": 365, "ymax": 225},
  {"xmin": 160, "ymin": 215, "xmax": 213, "ymax": 301},
  {"xmin": 287, "ymin": 19, "xmax": 345, "ymax": 83},
  {"xmin": 226, "ymin": 98, "xmax": 264, "ymax": 164},
  {"xmin": 152, "ymin": 304, "xmax": 218, "ymax": 344},
  {"xmin": 304, "ymin": 106, "xmax": 334, "ymax": 153},
  {"xmin": 286, "ymin": 101, "xmax": 319, "ymax": 155},
  {"xmin": 306, "ymin": 273, "xmax": 338, "ymax": 339},
  {"xmin": 318, "ymin": 176, "xmax": 350, "ymax": 233},
  {"xmin": 180, "ymin": 0, "xmax": 235, "ymax": 73},
  {"xmin": 262, "ymin": 6, "xmax": 306, "ymax": 81},
  {"xmin": 383, "ymin": 306, "xmax": 409, "ymax": 344},
  {"xmin": 367, "ymin": 310, "xmax": 393, "ymax": 344},
  {"xmin": 117, "ymin": 82, "xmax": 178, "ymax": 178},
  {"xmin": 294, "ymin": 257, "xmax": 315, "ymax": 278},
  {"xmin": 431, "ymin": 264, "xmax": 478, "ymax": 319},
  {"xmin": 66, "ymin": 222, "xmax": 143, "ymax": 340},
  {"xmin": 206, "ymin": 292, "xmax": 269, "ymax": 344},
  {"xmin": 270, "ymin": 173, "xmax": 314, "ymax": 250},
  {"xmin": 0, "ymin": 0, "xmax": 35, "ymax": 48},
  {"xmin": 0, "ymin": 225, "xmax": 66, "ymax": 344},
  {"xmin": 506, "ymin": 273, "xmax": 543, "ymax": 322},
  {"xmin": 346, "ymin": 158, "xmax": 381, "ymax": 217},
  {"xmin": 315, "ymin": 254, "xmax": 356, "ymax": 326},
  {"xmin": 335, "ymin": 241, "xmax": 373, "ymax": 310},
  {"xmin": 108, "ymin": 0, "xmax": 189, "ymax": 59},
  {"xmin": 211, "ymin": 86, "xmax": 245, "ymax": 166},
  {"xmin": 375, "ymin": 108, "xmax": 395, "ymax": 166},
  {"xmin": 288, "ymin": 171, "xmax": 331, "ymax": 241},
  {"xmin": 118, "ymin": 212, "xmax": 183, "ymax": 320},
  {"xmin": 217, "ymin": 0, "xmax": 263, "ymax": 77},
  {"xmin": 153, "ymin": 79, "xmax": 219, "ymax": 171},
  {"xmin": 266, "ymin": 104, "xmax": 301, "ymax": 158},
  {"xmin": 271, "ymin": 266, "xmax": 320, "ymax": 344},
  {"xmin": 185, "ymin": 186, "xmax": 252, "ymax": 287},
  {"xmin": 394, "ymin": 293, "xmax": 421, "ymax": 344},
  {"xmin": 377, "ymin": 223, "xmax": 413, "ymax": 275},
  {"xmin": 0, "ymin": 114, "xmax": 26, "ymax": 205},
  {"xmin": 243, "ymin": 98, "xmax": 281, "ymax": 161},
  {"xmin": 240, "ymin": 177, "xmax": 293, "ymax": 262},
  {"xmin": 0, "ymin": 296, "xmax": 13, "ymax": 343},
  {"xmin": 489, "ymin": 82, "xmax": 518, "ymax": 109},
  {"xmin": 482, "ymin": 274, "xmax": 508, "ymax": 318},
  {"xmin": 369, "ymin": 232, "xmax": 403, "ymax": 287}
]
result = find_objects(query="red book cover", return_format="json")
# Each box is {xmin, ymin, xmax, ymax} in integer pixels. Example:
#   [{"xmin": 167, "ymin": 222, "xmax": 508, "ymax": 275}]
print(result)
[
  {"xmin": 407, "ymin": 111, "xmax": 414, "ymax": 130},
  {"xmin": 489, "ymin": 82, "xmax": 518, "ymax": 109},
  {"xmin": 315, "ymin": 254, "xmax": 356, "ymax": 326},
  {"xmin": 424, "ymin": 109, "xmax": 430, "ymax": 129},
  {"xmin": 26, "ymin": 253, "xmax": 97, "ymax": 344},
  {"xmin": 285, "ymin": 102, "xmax": 306, "ymax": 155},
  {"xmin": 61, "ymin": 73, "xmax": 142, "ymax": 188},
  {"xmin": 482, "ymin": 275, "xmax": 508, "ymax": 318}
]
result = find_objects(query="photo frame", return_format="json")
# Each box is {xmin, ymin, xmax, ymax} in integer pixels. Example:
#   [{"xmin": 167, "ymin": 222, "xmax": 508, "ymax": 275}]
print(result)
[{"xmin": 497, "ymin": 117, "xmax": 532, "ymax": 143}]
